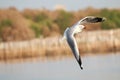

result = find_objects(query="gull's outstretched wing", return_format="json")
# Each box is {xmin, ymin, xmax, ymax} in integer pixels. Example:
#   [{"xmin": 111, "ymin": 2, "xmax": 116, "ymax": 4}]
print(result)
[
  {"xmin": 66, "ymin": 34, "xmax": 83, "ymax": 69},
  {"xmin": 77, "ymin": 16, "xmax": 106, "ymax": 25},
  {"xmin": 71, "ymin": 16, "xmax": 106, "ymax": 30}
]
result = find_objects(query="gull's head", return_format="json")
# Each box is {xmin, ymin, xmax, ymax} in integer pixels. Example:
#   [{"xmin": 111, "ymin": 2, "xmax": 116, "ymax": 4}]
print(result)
[{"xmin": 80, "ymin": 16, "xmax": 106, "ymax": 24}]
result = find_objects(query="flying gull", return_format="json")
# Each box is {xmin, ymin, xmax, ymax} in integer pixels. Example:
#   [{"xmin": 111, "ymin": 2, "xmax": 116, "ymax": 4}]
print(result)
[{"xmin": 62, "ymin": 16, "xmax": 106, "ymax": 70}]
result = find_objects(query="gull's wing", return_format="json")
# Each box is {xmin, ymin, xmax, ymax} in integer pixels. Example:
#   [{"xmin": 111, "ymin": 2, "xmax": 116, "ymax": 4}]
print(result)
[
  {"xmin": 77, "ymin": 16, "xmax": 106, "ymax": 25},
  {"xmin": 67, "ymin": 36, "xmax": 79, "ymax": 60},
  {"xmin": 66, "ymin": 35, "xmax": 83, "ymax": 69},
  {"xmin": 71, "ymin": 16, "xmax": 105, "ymax": 30}
]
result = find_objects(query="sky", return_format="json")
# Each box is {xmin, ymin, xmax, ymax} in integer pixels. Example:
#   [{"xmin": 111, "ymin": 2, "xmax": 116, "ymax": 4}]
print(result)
[{"xmin": 0, "ymin": 0, "xmax": 120, "ymax": 11}]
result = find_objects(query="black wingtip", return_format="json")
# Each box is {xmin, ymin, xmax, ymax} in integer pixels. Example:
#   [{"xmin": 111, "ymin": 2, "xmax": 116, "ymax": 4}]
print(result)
[
  {"xmin": 95, "ymin": 17, "xmax": 106, "ymax": 22},
  {"xmin": 80, "ymin": 66, "xmax": 83, "ymax": 70},
  {"xmin": 77, "ymin": 56, "xmax": 83, "ymax": 70},
  {"xmin": 79, "ymin": 64, "xmax": 83, "ymax": 70},
  {"xmin": 79, "ymin": 62, "xmax": 83, "ymax": 70}
]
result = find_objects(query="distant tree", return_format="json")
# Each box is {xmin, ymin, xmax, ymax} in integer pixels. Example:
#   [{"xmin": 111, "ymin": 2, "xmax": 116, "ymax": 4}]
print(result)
[
  {"xmin": 54, "ymin": 10, "xmax": 74, "ymax": 33},
  {"xmin": 100, "ymin": 9, "xmax": 120, "ymax": 29},
  {"xmin": 0, "ymin": 9, "xmax": 35, "ymax": 41}
]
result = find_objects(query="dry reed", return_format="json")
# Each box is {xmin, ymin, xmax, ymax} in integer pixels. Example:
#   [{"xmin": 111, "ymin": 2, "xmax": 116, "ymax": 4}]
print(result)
[{"xmin": 0, "ymin": 29, "xmax": 120, "ymax": 60}]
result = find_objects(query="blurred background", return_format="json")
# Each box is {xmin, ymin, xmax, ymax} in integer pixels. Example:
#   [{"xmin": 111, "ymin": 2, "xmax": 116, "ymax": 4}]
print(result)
[{"xmin": 0, "ymin": 0, "xmax": 120, "ymax": 80}]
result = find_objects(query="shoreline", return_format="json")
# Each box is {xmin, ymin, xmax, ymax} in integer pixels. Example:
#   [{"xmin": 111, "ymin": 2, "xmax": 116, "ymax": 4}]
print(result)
[{"xmin": 0, "ymin": 29, "xmax": 120, "ymax": 60}]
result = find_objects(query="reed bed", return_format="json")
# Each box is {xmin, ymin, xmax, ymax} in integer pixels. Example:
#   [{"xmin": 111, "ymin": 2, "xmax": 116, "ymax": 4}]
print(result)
[{"xmin": 0, "ymin": 29, "xmax": 120, "ymax": 60}]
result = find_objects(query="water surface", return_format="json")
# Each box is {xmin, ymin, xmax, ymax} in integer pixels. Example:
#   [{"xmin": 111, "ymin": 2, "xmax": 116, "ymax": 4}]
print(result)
[{"xmin": 0, "ymin": 53, "xmax": 120, "ymax": 80}]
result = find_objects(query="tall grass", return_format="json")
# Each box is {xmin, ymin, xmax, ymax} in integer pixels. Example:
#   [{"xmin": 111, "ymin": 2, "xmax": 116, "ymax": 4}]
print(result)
[{"xmin": 0, "ymin": 29, "xmax": 120, "ymax": 60}]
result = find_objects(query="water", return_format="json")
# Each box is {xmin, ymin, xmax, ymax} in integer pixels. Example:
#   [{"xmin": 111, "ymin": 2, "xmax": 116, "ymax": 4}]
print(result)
[{"xmin": 0, "ymin": 53, "xmax": 120, "ymax": 80}]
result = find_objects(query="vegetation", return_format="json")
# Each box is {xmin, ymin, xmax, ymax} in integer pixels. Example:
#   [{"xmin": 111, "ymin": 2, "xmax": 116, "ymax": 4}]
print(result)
[
  {"xmin": 0, "ymin": 8, "xmax": 120, "ymax": 41},
  {"xmin": 99, "ymin": 9, "xmax": 120, "ymax": 29},
  {"xmin": 0, "ymin": 9, "xmax": 35, "ymax": 42},
  {"xmin": 54, "ymin": 10, "xmax": 74, "ymax": 33}
]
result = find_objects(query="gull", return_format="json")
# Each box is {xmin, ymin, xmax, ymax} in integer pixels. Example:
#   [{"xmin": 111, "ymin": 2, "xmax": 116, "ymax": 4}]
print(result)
[{"xmin": 62, "ymin": 16, "xmax": 106, "ymax": 70}]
